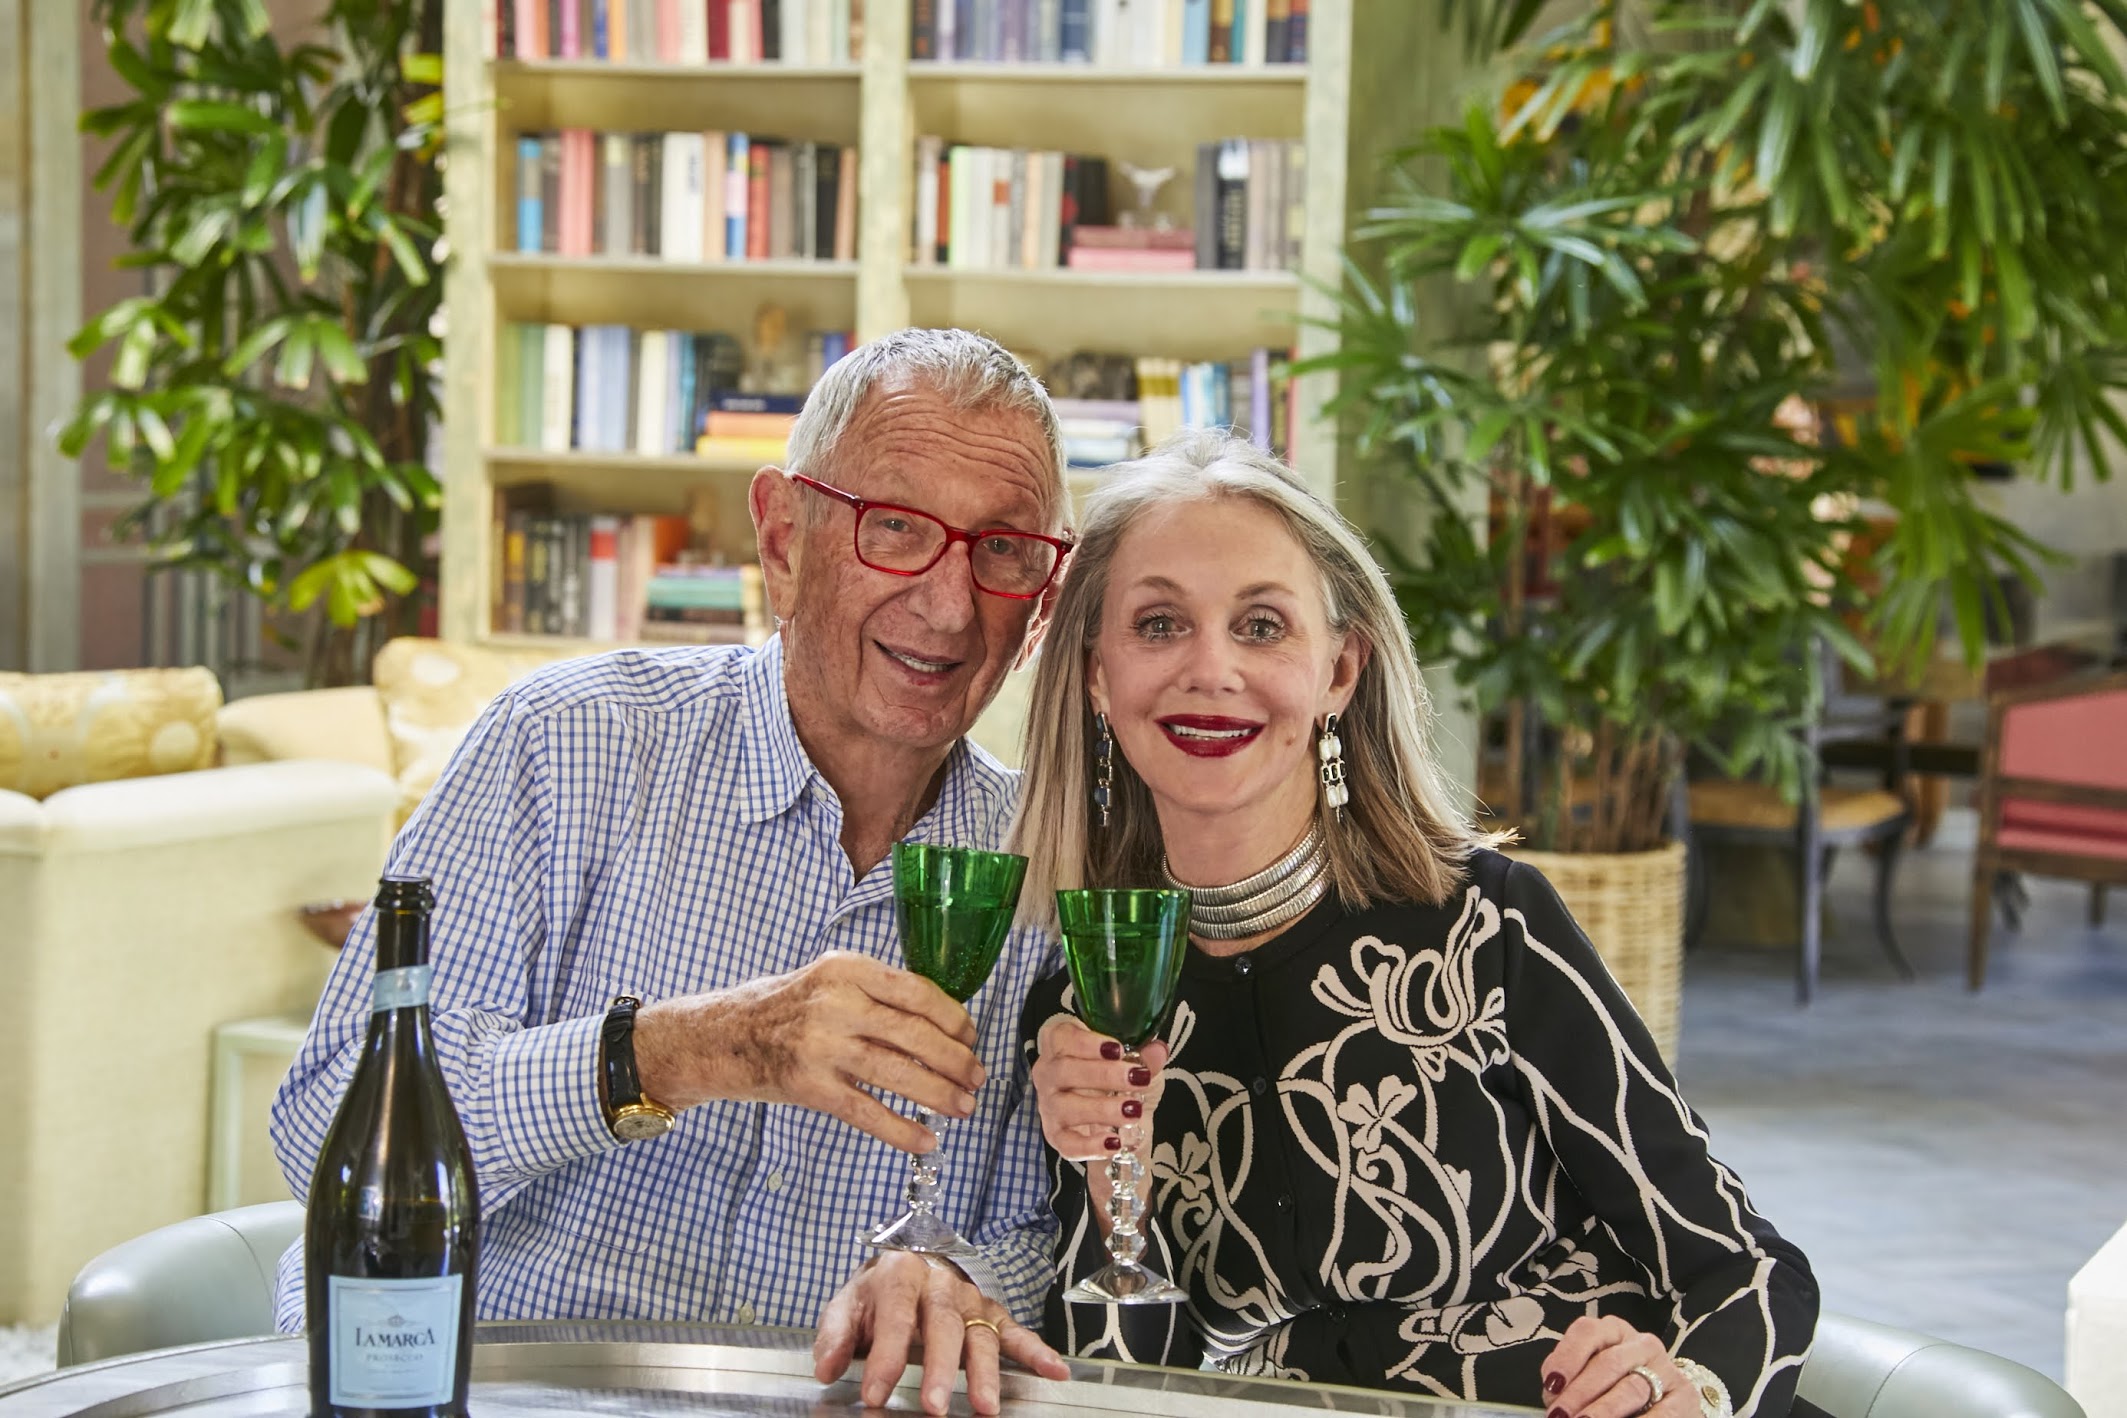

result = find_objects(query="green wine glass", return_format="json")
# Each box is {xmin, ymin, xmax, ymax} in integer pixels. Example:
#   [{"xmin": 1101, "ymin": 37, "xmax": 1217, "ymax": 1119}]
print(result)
[
  {"xmin": 866, "ymin": 841, "xmax": 1028, "ymax": 1256},
  {"xmin": 1055, "ymin": 887, "xmax": 1192, "ymax": 1305}
]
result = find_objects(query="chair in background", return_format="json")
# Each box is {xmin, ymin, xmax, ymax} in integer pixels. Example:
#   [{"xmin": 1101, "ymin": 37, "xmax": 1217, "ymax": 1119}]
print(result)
[
  {"xmin": 1799, "ymin": 1311, "xmax": 2085, "ymax": 1418},
  {"xmin": 1686, "ymin": 708, "xmax": 1917, "ymax": 1005},
  {"xmin": 55, "ymin": 1201, "xmax": 303, "ymax": 1367},
  {"xmin": 1969, "ymin": 668, "xmax": 2127, "ymax": 990}
]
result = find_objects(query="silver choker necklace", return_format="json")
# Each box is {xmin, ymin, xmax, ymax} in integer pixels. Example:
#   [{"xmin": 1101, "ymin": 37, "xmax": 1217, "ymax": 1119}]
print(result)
[{"xmin": 1163, "ymin": 826, "xmax": 1329, "ymax": 940}]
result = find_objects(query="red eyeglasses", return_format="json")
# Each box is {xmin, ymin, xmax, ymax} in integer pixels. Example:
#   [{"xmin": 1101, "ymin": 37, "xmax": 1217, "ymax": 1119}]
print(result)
[{"xmin": 788, "ymin": 472, "xmax": 1073, "ymax": 600}]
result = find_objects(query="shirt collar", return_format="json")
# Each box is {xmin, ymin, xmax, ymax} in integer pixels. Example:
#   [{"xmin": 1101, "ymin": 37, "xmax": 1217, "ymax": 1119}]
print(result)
[
  {"xmin": 737, "ymin": 634, "xmax": 815, "ymax": 824},
  {"xmin": 736, "ymin": 634, "xmax": 1020, "ymax": 842}
]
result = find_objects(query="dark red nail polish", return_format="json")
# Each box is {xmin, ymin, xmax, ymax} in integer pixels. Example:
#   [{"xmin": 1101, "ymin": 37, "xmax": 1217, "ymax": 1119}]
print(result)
[
  {"xmin": 1128, "ymin": 1066, "xmax": 1152, "ymax": 1087},
  {"xmin": 1099, "ymin": 1041, "xmax": 1122, "ymax": 1061},
  {"xmin": 1545, "ymin": 1373, "xmax": 1566, "ymax": 1396},
  {"xmin": 1102, "ymin": 1134, "xmax": 1121, "ymax": 1150},
  {"xmin": 1121, "ymin": 1099, "xmax": 1143, "ymax": 1119},
  {"xmin": 1547, "ymin": 1408, "xmax": 1567, "ymax": 1418}
]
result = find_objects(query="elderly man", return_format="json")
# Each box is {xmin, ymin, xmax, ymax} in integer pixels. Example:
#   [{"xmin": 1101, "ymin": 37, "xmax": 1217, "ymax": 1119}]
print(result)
[{"xmin": 269, "ymin": 328, "xmax": 1075, "ymax": 1416}]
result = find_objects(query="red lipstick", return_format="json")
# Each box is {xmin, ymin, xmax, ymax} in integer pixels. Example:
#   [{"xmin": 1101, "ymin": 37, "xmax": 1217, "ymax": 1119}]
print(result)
[{"xmin": 1156, "ymin": 714, "xmax": 1263, "ymax": 758}]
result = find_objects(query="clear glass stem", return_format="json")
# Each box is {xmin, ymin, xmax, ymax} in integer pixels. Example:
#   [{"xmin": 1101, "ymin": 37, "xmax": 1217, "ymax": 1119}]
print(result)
[
  {"xmin": 1103, "ymin": 1048, "xmax": 1148, "ymax": 1266},
  {"xmin": 904, "ymin": 1109, "xmax": 948, "ymax": 1217}
]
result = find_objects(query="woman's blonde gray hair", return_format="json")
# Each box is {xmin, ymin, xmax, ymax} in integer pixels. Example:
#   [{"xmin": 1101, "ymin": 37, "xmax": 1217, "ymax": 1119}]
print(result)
[{"xmin": 1008, "ymin": 428, "xmax": 1500, "ymax": 919}]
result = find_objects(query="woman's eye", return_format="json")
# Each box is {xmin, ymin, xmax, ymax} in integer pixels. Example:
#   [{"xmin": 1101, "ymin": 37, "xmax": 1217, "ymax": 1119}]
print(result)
[
  {"xmin": 1134, "ymin": 613, "xmax": 1177, "ymax": 639},
  {"xmin": 1241, "ymin": 615, "xmax": 1285, "ymax": 641}
]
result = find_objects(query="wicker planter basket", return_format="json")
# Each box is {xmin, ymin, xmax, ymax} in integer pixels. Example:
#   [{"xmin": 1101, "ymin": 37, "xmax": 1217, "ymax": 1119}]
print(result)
[{"xmin": 1506, "ymin": 840, "xmax": 1686, "ymax": 1062}]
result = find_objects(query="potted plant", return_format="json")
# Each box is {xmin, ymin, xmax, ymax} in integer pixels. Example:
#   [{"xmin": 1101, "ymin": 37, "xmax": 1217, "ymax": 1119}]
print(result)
[
  {"xmin": 1311, "ymin": 0, "xmax": 2127, "ymax": 1042},
  {"xmin": 61, "ymin": 0, "xmax": 445, "ymax": 686}
]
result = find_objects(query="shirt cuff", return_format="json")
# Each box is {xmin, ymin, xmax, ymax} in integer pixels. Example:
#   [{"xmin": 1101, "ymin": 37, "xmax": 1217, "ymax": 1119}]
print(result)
[
  {"xmin": 937, "ymin": 1250, "xmax": 1010, "ymax": 1311},
  {"xmin": 486, "ymin": 1010, "xmax": 624, "ymax": 1175}
]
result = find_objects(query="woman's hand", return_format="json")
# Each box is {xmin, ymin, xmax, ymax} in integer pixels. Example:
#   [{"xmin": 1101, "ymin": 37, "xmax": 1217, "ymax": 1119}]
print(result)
[
  {"xmin": 1539, "ymin": 1316, "xmax": 1694, "ymax": 1418},
  {"xmin": 1029, "ymin": 1013, "xmax": 1170, "ymax": 1233}
]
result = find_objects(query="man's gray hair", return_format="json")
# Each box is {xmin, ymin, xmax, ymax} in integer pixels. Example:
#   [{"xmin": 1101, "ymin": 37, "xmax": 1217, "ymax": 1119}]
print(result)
[{"xmin": 785, "ymin": 328, "xmax": 1068, "ymax": 528}]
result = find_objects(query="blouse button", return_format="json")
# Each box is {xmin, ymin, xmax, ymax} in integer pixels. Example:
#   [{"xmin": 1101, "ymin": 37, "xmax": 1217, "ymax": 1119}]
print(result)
[
  {"xmin": 1275, "ymin": 1193, "xmax": 1293, "ymax": 1210},
  {"xmin": 1233, "ymin": 956, "xmax": 1253, "ymax": 977},
  {"xmin": 1251, "ymin": 1076, "xmax": 1269, "ymax": 1096}
]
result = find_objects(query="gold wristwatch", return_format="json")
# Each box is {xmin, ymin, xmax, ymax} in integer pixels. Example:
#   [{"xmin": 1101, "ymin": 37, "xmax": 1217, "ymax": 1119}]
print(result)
[{"xmin": 600, "ymin": 995, "xmax": 676, "ymax": 1141}]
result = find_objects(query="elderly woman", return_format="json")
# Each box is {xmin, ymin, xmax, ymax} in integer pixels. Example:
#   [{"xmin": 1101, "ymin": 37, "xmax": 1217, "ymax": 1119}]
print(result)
[{"xmin": 1010, "ymin": 431, "xmax": 1816, "ymax": 1418}]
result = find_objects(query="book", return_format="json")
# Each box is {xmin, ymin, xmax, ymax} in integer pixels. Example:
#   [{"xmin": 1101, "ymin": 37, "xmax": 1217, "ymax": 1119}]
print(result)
[
  {"xmin": 516, "ymin": 136, "xmax": 544, "ymax": 251},
  {"xmin": 587, "ymin": 515, "xmax": 621, "ymax": 641},
  {"xmin": 1071, "ymin": 224, "xmax": 1196, "ymax": 250},
  {"xmin": 725, "ymin": 133, "xmax": 750, "ymax": 258},
  {"xmin": 636, "ymin": 330, "xmax": 670, "ymax": 454},
  {"xmin": 704, "ymin": 410, "xmax": 798, "ymax": 438},
  {"xmin": 1065, "ymin": 245, "xmax": 1196, "ymax": 272},
  {"xmin": 712, "ymin": 390, "xmax": 805, "ymax": 414},
  {"xmin": 746, "ymin": 140, "xmax": 772, "ymax": 260},
  {"xmin": 833, "ymin": 145, "xmax": 857, "ymax": 261}
]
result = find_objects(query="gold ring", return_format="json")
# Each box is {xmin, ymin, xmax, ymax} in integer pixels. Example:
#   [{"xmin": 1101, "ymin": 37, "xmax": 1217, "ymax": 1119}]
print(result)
[{"xmin": 964, "ymin": 1316, "xmax": 1001, "ymax": 1337}]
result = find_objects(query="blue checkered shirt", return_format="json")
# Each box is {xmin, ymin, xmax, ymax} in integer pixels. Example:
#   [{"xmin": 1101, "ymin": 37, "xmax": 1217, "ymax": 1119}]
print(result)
[{"xmin": 269, "ymin": 637, "xmax": 1060, "ymax": 1332}]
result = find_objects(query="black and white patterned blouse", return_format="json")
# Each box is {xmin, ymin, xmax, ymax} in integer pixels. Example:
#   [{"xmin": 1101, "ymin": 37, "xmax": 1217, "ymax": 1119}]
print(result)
[{"xmin": 1021, "ymin": 848, "xmax": 1817, "ymax": 1417}]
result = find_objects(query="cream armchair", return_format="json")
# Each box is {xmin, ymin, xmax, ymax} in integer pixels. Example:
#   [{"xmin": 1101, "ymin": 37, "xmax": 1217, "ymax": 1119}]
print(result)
[{"xmin": 0, "ymin": 758, "xmax": 398, "ymax": 1325}]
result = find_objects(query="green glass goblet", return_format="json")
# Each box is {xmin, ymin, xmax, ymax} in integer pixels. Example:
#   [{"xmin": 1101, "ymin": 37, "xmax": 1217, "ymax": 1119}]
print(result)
[
  {"xmin": 1055, "ymin": 887, "xmax": 1192, "ymax": 1305},
  {"xmin": 866, "ymin": 841, "xmax": 1028, "ymax": 1256}
]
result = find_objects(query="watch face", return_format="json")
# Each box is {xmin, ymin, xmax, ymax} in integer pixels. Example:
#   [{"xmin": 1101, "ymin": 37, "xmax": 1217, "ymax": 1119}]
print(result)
[{"xmin": 612, "ymin": 1105, "xmax": 674, "ymax": 1142}]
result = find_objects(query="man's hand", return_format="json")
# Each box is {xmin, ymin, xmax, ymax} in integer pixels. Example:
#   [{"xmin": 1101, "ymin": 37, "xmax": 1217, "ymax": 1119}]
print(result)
[
  {"xmin": 635, "ymin": 951, "xmax": 985, "ymax": 1154},
  {"xmin": 813, "ymin": 1252, "xmax": 1071, "ymax": 1416}
]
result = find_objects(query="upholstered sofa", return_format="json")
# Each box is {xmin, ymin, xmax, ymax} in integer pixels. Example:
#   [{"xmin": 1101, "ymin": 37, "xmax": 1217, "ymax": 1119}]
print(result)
[
  {"xmin": 0, "ymin": 667, "xmax": 399, "ymax": 1326},
  {"xmin": 215, "ymin": 636, "xmax": 1036, "ymax": 820}
]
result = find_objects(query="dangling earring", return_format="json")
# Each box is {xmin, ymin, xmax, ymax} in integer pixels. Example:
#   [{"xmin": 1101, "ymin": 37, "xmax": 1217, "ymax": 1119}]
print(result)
[
  {"xmin": 1093, "ymin": 713, "xmax": 1114, "ymax": 829},
  {"xmin": 1318, "ymin": 713, "xmax": 1348, "ymax": 822}
]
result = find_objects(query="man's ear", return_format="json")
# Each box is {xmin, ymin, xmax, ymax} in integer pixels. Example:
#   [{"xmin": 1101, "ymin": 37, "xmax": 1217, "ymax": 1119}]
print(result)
[
  {"xmin": 750, "ymin": 466, "xmax": 801, "ymax": 622},
  {"xmin": 1012, "ymin": 573, "xmax": 1064, "ymax": 671}
]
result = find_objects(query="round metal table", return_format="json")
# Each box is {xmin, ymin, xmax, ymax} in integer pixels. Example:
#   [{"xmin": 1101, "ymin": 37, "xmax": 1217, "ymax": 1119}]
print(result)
[{"xmin": 0, "ymin": 1323, "xmax": 1533, "ymax": 1417}]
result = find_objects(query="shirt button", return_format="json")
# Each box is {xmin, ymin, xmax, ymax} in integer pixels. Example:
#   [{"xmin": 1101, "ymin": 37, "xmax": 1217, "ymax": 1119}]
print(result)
[
  {"xmin": 1275, "ymin": 1193, "xmax": 1293, "ymax": 1210},
  {"xmin": 1234, "ymin": 956, "xmax": 1253, "ymax": 977},
  {"xmin": 737, "ymin": 1302, "xmax": 756, "ymax": 1325},
  {"xmin": 1251, "ymin": 1076, "xmax": 1268, "ymax": 1096},
  {"xmin": 1325, "ymin": 1304, "xmax": 1348, "ymax": 1324},
  {"xmin": 764, "ymin": 1171, "xmax": 785, "ymax": 1193}
]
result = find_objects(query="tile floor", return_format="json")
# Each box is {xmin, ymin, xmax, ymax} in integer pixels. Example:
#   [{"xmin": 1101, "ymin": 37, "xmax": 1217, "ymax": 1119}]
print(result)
[{"xmin": 1675, "ymin": 811, "xmax": 2127, "ymax": 1381}]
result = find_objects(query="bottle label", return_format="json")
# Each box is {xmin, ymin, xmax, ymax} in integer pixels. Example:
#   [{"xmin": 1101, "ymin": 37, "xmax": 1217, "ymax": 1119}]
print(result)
[
  {"xmin": 373, "ymin": 965, "xmax": 433, "ymax": 1013},
  {"xmin": 326, "ymin": 1274, "xmax": 462, "ymax": 1408}
]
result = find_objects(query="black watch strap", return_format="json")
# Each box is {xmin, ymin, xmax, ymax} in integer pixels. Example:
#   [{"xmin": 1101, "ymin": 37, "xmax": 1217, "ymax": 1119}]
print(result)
[
  {"xmin": 601, "ymin": 995, "xmax": 649, "ymax": 1109},
  {"xmin": 599, "ymin": 995, "xmax": 673, "ymax": 1139}
]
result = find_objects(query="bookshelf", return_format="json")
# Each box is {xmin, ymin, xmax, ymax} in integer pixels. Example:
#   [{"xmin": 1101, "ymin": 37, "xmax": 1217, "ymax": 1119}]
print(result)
[{"xmin": 440, "ymin": 0, "xmax": 1419, "ymax": 665}]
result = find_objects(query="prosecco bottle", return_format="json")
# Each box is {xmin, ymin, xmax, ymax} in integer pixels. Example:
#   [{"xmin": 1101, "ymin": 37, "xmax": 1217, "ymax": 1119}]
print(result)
[{"xmin": 306, "ymin": 875, "xmax": 479, "ymax": 1418}]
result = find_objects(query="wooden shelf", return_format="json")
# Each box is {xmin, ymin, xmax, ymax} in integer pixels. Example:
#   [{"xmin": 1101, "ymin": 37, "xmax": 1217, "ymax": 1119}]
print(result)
[
  {"xmin": 903, "ymin": 266, "xmax": 1300, "ymax": 361},
  {"xmin": 486, "ymin": 447, "xmax": 773, "ymax": 477},
  {"xmin": 488, "ymin": 255, "xmax": 858, "ymax": 330},
  {"xmin": 491, "ymin": 60, "xmax": 861, "ymax": 79},
  {"xmin": 907, "ymin": 60, "xmax": 1304, "ymax": 166},
  {"xmin": 491, "ymin": 60, "xmax": 861, "ymax": 135},
  {"xmin": 908, "ymin": 61, "xmax": 1307, "ymax": 85},
  {"xmin": 902, "ymin": 265, "xmax": 1295, "ymax": 289},
  {"xmin": 489, "ymin": 254, "xmax": 858, "ymax": 278}
]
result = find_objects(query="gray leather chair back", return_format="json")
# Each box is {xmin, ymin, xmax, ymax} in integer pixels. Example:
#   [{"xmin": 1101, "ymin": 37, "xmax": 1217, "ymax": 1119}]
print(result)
[
  {"xmin": 56, "ymin": 1201, "xmax": 302, "ymax": 1367},
  {"xmin": 1802, "ymin": 1311, "xmax": 2084, "ymax": 1418}
]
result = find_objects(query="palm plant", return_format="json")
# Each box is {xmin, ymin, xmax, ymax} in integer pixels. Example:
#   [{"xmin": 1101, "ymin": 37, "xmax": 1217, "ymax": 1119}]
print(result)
[
  {"xmin": 1315, "ymin": 0, "xmax": 2127, "ymax": 852},
  {"xmin": 62, "ymin": 0, "xmax": 445, "ymax": 685}
]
